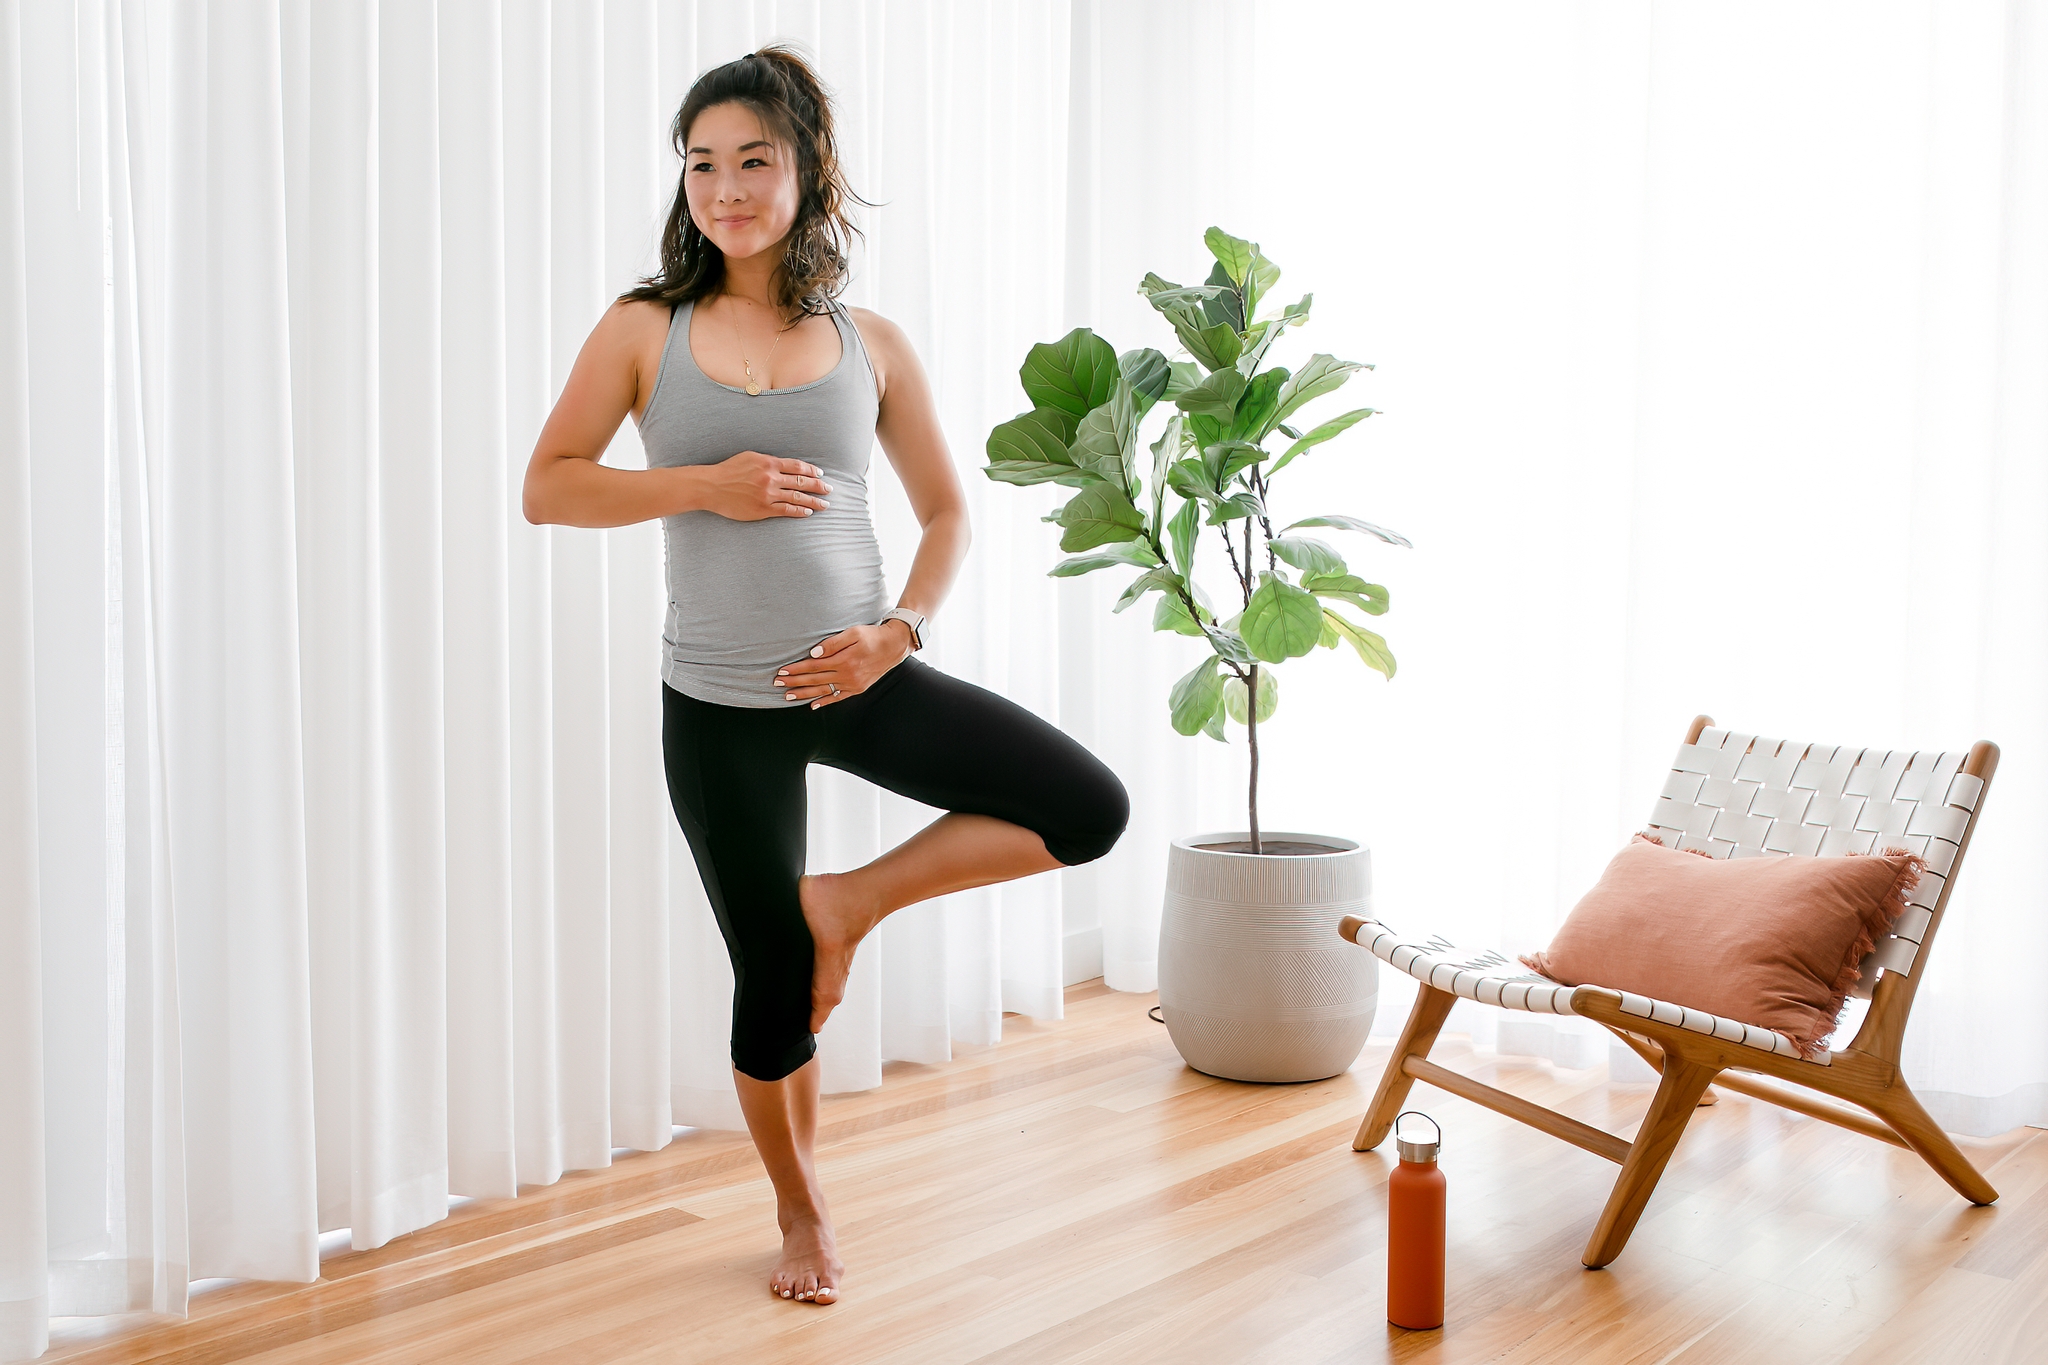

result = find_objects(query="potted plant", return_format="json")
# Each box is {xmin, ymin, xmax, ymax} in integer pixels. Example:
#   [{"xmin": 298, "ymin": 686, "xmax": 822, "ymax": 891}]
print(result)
[{"xmin": 982, "ymin": 227, "xmax": 1408, "ymax": 1082}]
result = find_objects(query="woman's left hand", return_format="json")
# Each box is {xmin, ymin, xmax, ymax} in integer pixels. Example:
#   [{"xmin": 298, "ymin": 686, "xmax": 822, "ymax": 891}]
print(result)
[{"xmin": 774, "ymin": 621, "xmax": 914, "ymax": 708}]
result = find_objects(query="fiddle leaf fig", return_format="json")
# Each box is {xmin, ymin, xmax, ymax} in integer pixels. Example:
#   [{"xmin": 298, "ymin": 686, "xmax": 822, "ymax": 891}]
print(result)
[
  {"xmin": 1269, "ymin": 406, "xmax": 1376, "ymax": 475},
  {"xmin": 1270, "ymin": 535, "xmax": 1346, "ymax": 578},
  {"xmin": 987, "ymin": 228, "xmax": 1413, "ymax": 846},
  {"xmin": 1020, "ymin": 328, "xmax": 1119, "ymax": 421},
  {"xmin": 1241, "ymin": 572, "xmax": 1325, "ymax": 662},
  {"xmin": 1304, "ymin": 573, "xmax": 1389, "ymax": 615},
  {"xmin": 1049, "ymin": 540, "xmax": 1160, "ymax": 577},
  {"xmin": 1169, "ymin": 656, "xmax": 1227, "ymax": 736},
  {"xmin": 1325, "ymin": 610, "xmax": 1397, "ymax": 678},
  {"xmin": 1223, "ymin": 668, "xmax": 1280, "ymax": 724},
  {"xmin": 1055, "ymin": 482, "xmax": 1145, "ymax": 551},
  {"xmin": 985, "ymin": 408, "xmax": 1093, "ymax": 487},
  {"xmin": 1283, "ymin": 514, "xmax": 1413, "ymax": 548}
]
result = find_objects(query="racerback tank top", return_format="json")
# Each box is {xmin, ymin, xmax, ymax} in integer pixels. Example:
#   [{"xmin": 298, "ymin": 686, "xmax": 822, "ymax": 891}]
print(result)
[{"xmin": 637, "ymin": 296, "xmax": 890, "ymax": 707}]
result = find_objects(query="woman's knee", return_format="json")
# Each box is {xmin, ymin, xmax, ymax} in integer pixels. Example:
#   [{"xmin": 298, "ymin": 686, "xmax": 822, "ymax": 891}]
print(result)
[
  {"xmin": 1043, "ymin": 758, "xmax": 1129, "ymax": 866},
  {"xmin": 727, "ymin": 938, "xmax": 818, "ymax": 1081}
]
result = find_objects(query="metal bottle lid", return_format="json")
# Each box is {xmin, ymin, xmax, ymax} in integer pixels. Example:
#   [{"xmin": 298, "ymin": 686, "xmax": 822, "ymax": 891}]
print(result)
[{"xmin": 1394, "ymin": 1110, "xmax": 1441, "ymax": 1164}]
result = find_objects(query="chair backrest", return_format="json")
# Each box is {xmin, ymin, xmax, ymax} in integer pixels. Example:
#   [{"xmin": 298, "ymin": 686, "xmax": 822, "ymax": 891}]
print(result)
[{"xmin": 1642, "ymin": 718, "xmax": 1997, "ymax": 1060}]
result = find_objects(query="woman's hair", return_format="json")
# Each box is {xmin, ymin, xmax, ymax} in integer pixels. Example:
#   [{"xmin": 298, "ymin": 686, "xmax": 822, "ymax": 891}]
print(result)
[{"xmin": 618, "ymin": 44, "xmax": 871, "ymax": 317}]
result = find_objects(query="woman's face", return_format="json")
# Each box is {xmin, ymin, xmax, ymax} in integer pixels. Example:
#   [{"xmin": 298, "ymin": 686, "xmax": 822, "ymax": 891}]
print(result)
[{"xmin": 683, "ymin": 101, "xmax": 800, "ymax": 264}]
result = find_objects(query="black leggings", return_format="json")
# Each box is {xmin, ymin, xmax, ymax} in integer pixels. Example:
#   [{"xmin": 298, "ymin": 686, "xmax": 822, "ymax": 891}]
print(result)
[{"xmin": 660, "ymin": 655, "xmax": 1130, "ymax": 1081}]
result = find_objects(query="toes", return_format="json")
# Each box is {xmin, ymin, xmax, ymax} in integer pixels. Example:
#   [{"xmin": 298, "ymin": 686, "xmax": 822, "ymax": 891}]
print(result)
[{"xmin": 815, "ymin": 1282, "xmax": 837, "ymax": 1303}]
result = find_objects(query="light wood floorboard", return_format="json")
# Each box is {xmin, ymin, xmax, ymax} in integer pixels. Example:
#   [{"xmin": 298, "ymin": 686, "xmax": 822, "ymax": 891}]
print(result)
[{"xmin": 39, "ymin": 979, "xmax": 2046, "ymax": 1364}]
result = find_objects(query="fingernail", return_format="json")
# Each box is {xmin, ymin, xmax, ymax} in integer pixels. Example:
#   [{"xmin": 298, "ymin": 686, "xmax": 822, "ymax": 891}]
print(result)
[{"xmin": 810, "ymin": 646, "xmax": 823, "ymax": 657}]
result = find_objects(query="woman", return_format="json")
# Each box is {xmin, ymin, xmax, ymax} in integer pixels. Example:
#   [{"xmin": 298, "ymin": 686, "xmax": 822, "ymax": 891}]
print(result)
[{"xmin": 521, "ymin": 46, "xmax": 1129, "ymax": 1307}]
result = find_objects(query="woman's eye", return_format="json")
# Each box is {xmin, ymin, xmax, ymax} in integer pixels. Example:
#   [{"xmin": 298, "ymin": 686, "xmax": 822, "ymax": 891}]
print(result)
[{"xmin": 744, "ymin": 157, "xmax": 766, "ymax": 168}]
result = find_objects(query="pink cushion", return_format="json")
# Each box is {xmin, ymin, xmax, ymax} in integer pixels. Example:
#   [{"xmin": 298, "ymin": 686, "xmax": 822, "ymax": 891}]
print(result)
[{"xmin": 1522, "ymin": 835, "xmax": 1922, "ymax": 1058}]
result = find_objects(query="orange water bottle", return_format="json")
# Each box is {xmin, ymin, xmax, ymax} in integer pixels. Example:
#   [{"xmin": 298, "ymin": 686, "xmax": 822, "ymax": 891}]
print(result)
[{"xmin": 1387, "ymin": 1111, "xmax": 1445, "ymax": 1330}]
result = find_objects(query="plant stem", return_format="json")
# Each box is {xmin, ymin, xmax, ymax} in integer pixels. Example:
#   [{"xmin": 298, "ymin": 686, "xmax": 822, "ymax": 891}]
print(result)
[
  {"xmin": 1220, "ymin": 523, "xmax": 1250, "ymax": 602},
  {"xmin": 1246, "ymin": 664, "xmax": 1261, "ymax": 854},
  {"xmin": 1253, "ymin": 467, "xmax": 1277, "ymax": 569}
]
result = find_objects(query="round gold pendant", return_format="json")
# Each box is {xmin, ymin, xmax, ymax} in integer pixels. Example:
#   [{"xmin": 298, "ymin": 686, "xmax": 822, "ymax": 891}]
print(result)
[{"xmin": 745, "ymin": 379, "xmax": 761, "ymax": 396}]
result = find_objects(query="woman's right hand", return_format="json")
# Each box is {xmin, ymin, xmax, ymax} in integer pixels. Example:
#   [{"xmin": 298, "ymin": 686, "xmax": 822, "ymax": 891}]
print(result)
[{"xmin": 696, "ymin": 451, "xmax": 833, "ymax": 520}]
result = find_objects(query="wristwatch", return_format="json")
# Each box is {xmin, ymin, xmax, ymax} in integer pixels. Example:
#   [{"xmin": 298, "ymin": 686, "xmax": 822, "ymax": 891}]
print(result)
[{"xmin": 878, "ymin": 607, "xmax": 928, "ymax": 652}]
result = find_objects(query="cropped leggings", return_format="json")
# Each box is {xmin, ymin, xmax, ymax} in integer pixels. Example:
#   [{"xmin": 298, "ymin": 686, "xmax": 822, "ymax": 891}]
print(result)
[{"xmin": 660, "ymin": 656, "xmax": 1130, "ymax": 1082}]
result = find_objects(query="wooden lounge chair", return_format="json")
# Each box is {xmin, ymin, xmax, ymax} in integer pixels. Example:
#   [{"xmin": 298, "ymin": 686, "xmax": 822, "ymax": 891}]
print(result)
[{"xmin": 1339, "ymin": 716, "xmax": 1999, "ymax": 1268}]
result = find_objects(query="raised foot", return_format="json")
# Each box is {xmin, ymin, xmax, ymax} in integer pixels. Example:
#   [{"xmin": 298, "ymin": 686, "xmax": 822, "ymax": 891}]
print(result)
[
  {"xmin": 768, "ymin": 1214, "xmax": 843, "ymax": 1304},
  {"xmin": 799, "ymin": 872, "xmax": 872, "ymax": 1034}
]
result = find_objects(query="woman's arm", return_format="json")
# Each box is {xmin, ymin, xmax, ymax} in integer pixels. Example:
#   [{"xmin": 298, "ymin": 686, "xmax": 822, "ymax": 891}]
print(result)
[
  {"xmin": 522, "ymin": 299, "xmax": 833, "ymax": 528},
  {"xmin": 865, "ymin": 309, "xmax": 971, "ymax": 626},
  {"xmin": 773, "ymin": 309, "xmax": 970, "ymax": 707}
]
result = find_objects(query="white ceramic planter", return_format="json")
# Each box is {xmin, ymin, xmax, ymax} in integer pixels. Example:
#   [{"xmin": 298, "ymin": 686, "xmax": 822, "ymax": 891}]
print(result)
[{"xmin": 1157, "ymin": 830, "xmax": 1378, "ymax": 1083}]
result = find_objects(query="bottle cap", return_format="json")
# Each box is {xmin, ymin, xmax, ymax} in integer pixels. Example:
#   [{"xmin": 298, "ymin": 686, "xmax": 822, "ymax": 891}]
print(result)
[{"xmin": 1394, "ymin": 1110, "xmax": 1441, "ymax": 1164}]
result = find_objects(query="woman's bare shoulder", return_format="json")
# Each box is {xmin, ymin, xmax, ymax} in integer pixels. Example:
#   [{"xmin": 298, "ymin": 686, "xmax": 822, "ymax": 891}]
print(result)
[{"xmin": 846, "ymin": 306, "xmax": 917, "ymax": 400}]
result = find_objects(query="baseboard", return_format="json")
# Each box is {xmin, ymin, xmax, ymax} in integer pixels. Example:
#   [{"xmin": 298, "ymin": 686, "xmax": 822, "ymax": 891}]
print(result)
[{"xmin": 1062, "ymin": 927, "xmax": 1103, "ymax": 986}]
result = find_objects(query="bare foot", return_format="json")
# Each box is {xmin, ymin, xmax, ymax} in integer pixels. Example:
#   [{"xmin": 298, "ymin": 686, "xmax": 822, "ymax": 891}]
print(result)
[
  {"xmin": 798, "ymin": 872, "xmax": 873, "ymax": 1033},
  {"xmin": 767, "ymin": 1213, "xmax": 843, "ymax": 1304}
]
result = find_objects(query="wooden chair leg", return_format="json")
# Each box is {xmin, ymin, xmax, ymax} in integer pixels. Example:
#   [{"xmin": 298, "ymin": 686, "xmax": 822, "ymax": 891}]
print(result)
[
  {"xmin": 1865, "ymin": 1082, "xmax": 1999, "ymax": 1205},
  {"xmin": 1582, "ymin": 1050, "xmax": 1718, "ymax": 1268},
  {"xmin": 1354, "ymin": 983, "xmax": 1457, "ymax": 1152}
]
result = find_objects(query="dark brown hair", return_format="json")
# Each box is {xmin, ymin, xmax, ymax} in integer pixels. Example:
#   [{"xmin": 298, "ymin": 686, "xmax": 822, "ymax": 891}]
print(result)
[{"xmin": 618, "ymin": 44, "xmax": 872, "ymax": 318}]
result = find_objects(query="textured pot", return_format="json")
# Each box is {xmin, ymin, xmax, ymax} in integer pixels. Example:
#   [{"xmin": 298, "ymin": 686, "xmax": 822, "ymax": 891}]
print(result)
[{"xmin": 1157, "ymin": 831, "xmax": 1377, "ymax": 1083}]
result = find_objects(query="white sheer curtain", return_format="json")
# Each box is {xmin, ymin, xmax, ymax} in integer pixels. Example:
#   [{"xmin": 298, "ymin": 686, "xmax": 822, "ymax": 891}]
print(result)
[
  {"xmin": 1243, "ymin": 0, "xmax": 2048, "ymax": 1135},
  {"xmin": 1, "ymin": 0, "xmax": 1252, "ymax": 1357},
  {"xmin": 7, "ymin": 1, "xmax": 2048, "ymax": 1359}
]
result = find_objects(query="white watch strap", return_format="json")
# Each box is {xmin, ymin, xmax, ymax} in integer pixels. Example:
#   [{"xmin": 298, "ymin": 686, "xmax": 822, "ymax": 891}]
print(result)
[{"xmin": 880, "ymin": 608, "xmax": 926, "ymax": 650}]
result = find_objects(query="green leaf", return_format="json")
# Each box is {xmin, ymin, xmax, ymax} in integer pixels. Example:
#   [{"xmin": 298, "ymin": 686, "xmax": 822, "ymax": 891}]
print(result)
[
  {"xmin": 1020, "ymin": 329, "xmax": 1119, "ymax": 421},
  {"xmin": 1203, "ymin": 624, "xmax": 1255, "ymax": 665},
  {"xmin": 1113, "ymin": 567, "xmax": 1182, "ymax": 614},
  {"xmin": 1055, "ymin": 482, "xmax": 1146, "ymax": 551},
  {"xmin": 1202, "ymin": 706, "xmax": 1227, "ymax": 742},
  {"xmin": 1204, "ymin": 489, "xmax": 1265, "ymax": 526},
  {"xmin": 1271, "ymin": 293, "xmax": 1312, "ymax": 328},
  {"xmin": 1160, "ymin": 359, "xmax": 1207, "ymax": 402},
  {"xmin": 984, "ymin": 407, "xmax": 1083, "ymax": 487},
  {"xmin": 1269, "ymin": 406, "xmax": 1376, "ymax": 476},
  {"xmin": 1206, "ymin": 441, "xmax": 1267, "ymax": 485},
  {"xmin": 1270, "ymin": 535, "xmax": 1347, "ymax": 578},
  {"xmin": 1304, "ymin": 573, "xmax": 1388, "ymax": 615},
  {"xmin": 1069, "ymin": 380, "xmax": 1141, "ymax": 494},
  {"xmin": 1137, "ymin": 272, "xmax": 1231, "ymax": 311},
  {"xmin": 1168, "ymin": 656, "xmax": 1227, "ymax": 736},
  {"xmin": 1120, "ymin": 347, "xmax": 1172, "ymax": 412},
  {"xmin": 1244, "ymin": 253, "xmax": 1281, "ymax": 318},
  {"xmin": 1283, "ymin": 514, "xmax": 1413, "ymax": 548},
  {"xmin": 1185, "ymin": 412, "xmax": 1225, "ymax": 451},
  {"xmin": 1223, "ymin": 668, "xmax": 1280, "ymax": 724},
  {"xmin": 1152, "ymin": 590, "xmax": 1205, "ymax": 636},
  {"xmin": 1148, "ymin": 415, "xmax": 1182, "ymax": 529},
  {"xmin": 1167, "ymin": 498, "xmax": 1199, "ymax": 576},
  {"xmin": 1271, "ymin": 353, "xmax": 1365, "ymax": 429},
  {"xmin": 1049, "ymin": 541, "xmax": 1160, "ymax": 577},
  {"xmin": 1240, "ymin": 572, "xmax": 1325, "ymax": 662},
  {"xmin": 1318, "ymin": 614, "xmax": 1340, "ymax": 648},
  {"xmin": 1229, "ymin": 367, "xmax": 1290, "ymax": 443},
  {"xmin": 1325, "ymin": 610, "xmax": 1396, "ymax": 678},
  {"xmin": 1184, "ymin": 320, "xmax": 1242, "ymax": 373},
  {"xmin": 1174, "ymin": 367, "xmax": 1248, "ymax": 418},
  {"xmin": 1204, "ymin": 227, "xmax": 1256, "ymax": 286},
  {"xmin": 1200, "ymin": 260, "xmax": 1245, "ymax": 333},
  {"xmin": 1168, "ymin": 458, "xmax": 1219, "ymax": 505}
]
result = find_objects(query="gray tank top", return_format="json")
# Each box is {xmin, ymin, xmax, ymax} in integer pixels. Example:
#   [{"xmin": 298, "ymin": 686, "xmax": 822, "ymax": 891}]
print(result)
[{"xmin": 638, "ymin": 297, "xmax": 890, "ymax": 707}]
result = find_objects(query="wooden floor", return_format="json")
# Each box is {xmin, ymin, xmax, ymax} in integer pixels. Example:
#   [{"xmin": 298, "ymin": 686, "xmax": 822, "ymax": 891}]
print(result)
[{"xmin": 41, "ymin": 980, "xmax": 2048, "ymax": 1364}]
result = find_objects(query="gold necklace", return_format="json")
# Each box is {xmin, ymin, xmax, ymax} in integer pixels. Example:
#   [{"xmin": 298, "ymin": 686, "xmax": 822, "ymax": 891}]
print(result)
[{"xmin": 721, "ymin": 294, "xmax": 788, "ymax": 396}]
